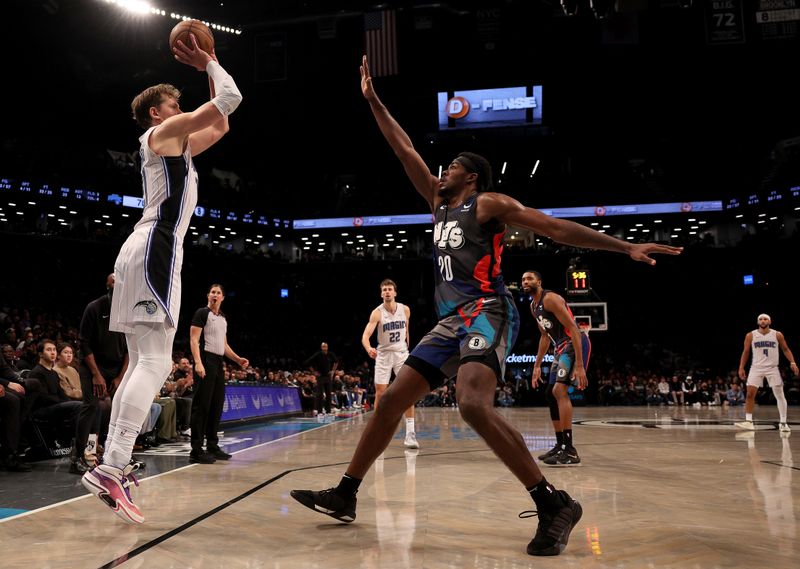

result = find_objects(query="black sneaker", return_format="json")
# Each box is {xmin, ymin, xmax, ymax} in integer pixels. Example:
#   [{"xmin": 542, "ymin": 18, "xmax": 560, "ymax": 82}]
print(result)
[
  {"xmin": 208, "ymin": 447, "xmax": 232, "ymax": 460},
  {"xmin": 537, "ymin": 445, "xmax": 560, "ymax": 461},
  {"xmin": 189, "ymin": 450, "xmax": 217, "ymax": 464},
  {"xmin": 129, "ymin": 458, "xmax": 146, "ymax": 471},
  {"xmin": 290, "ymin": 487, "xmax": 357, "ymax": 523},
  {"xmin": 523, "ymin": 490, "xmax": 583, "ymax": 556},
  {"xmin": 69, "ymin": 457, "xmax": 90, "ymax": 475},
  {"xmin": 542, "ymin": 447, "xmax": 581, "ymax": 466}
]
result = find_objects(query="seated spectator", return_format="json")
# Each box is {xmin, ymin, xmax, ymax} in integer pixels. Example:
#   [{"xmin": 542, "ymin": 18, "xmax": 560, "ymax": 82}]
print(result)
[
  {"xmin": 154, "ymin": 394, "xmax": 178, "ymax": 443},
  {"xmin": 166, "ymin": 358, "xmax": 193, "ymax": 436},
  {"xmin": 2, "ymin": 344, "xmax": 23, "ymax": 378},
  {"xmin": 669, "ymin": 375, "xmax": 684, "ymax": 405},
  {"xmin": 497, "ymin": 385, "xmax": 514, "ymax": 407},
  {"xmin": 657, "ymin": 376, "xmax": 671, "ymax": 404},
  {"xmin": 55, "ymin": 343, "xmax": 82, "ymax": 401},
  {"xmin": 696, "ymin": 381, "xmax": 714, "ymax": 406},
  {"xmin": 134, "ymin": 401, "xmax": 163, "ymax": 450},
  {"xmin": 726, "ymin": 383, "xmax": 746, "ymax": 406},
  {"xmin": 28, "ymin": 339, "xmax": 96, "ymax": 474},
  {"xmin": 55, "ymin": 342, "xmax": 104, "ymax": 464},
  {"xmin": 682, "ymin": 375, "xmax": 698, "ymax": 405},
  {"xmin": 645, "ymin": 379, "xmax": 663, "ymax": 405},
  {"xmin": 0, "ymin": 383, "xmax": 32, "ymax": 471}
]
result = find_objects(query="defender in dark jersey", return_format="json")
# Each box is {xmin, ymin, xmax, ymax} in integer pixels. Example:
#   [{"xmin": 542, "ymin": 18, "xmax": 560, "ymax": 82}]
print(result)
[
  {"xmin": 290, "ymin": 55, "xmax": 682, "ymax": 557},
  {"xmin": 522, "ymin": 271, "xmax": 590, "ymax": 466}
]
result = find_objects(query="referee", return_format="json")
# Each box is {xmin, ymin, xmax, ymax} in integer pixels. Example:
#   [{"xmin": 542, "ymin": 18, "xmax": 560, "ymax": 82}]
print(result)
[{"xmin": 189, "ymin": 284, "xmax": 249, "ymax": 464}]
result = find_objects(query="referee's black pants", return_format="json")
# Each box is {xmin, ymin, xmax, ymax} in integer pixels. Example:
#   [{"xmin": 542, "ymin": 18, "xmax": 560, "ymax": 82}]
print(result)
[{"xmin": 190, "ymin": 352, "xmax": 225, "ymax": 452}]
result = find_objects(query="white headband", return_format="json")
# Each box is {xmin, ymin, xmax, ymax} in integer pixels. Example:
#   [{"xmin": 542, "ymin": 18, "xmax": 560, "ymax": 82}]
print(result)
[{"xmin": 758, "ymin": 313, "xmax": 771, "ymax": 322}]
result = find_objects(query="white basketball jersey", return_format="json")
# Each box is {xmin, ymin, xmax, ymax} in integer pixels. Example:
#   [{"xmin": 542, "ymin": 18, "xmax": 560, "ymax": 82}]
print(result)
[
  {"xmin": 377, "ymin": 303, "xmax": 408, "ymax": 352},
  {"xmin": 751, "ymin": 329, "xmax": 779, "ymax": 369},
  {"xmin": 132, "ymin": 126, "xmax": 198, "ymax": 325},
  {"xmin": 136, "ymin": 126, "xmax": 198, "ymax": 236}
]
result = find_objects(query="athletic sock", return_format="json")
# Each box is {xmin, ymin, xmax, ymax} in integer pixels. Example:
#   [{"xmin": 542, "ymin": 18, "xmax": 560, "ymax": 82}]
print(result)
[
  {"xmin": 527, "ymin": 479, "xmax": 564, "ymax": 512},
  {"xmin": 336, "ymin": 474, "xmax": 362, "ymax": 497}
]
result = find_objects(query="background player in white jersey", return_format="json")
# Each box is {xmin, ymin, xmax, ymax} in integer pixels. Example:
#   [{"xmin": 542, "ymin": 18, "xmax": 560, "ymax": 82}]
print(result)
[
  {"xmin": 81, "ymin": 34, "xmax": 242, "ymax": 524},
  {"xmin": 735, "ymin": 314, "xmax": 797, "ymax": 432},
  {"xmin": 362, "ymin": 279, "xmax": 418, "ymax": 449}
]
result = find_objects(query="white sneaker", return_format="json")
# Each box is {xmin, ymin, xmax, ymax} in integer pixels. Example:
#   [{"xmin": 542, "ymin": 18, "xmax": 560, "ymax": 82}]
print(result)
[
  {"xmin": 179, "ymin": 428, "xmax": 191, "ymax": 437},
  {"xmin": 404, "ymin": 432, "xmax": 419, "ymax": 449},
  {"xmin": 734, "ymin": 420, "xmax": 756, "ymax": 430},
  {"xmin": 779, "ymin": 423, "xmax": 791, "ymax": 433}
]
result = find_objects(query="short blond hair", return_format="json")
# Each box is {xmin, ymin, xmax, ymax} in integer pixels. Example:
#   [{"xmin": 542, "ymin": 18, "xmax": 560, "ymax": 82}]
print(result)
[
  {"xmin": 380, "ymin": 279, "xmax": 397, "ymax": 291},
  {"xmin": 131, "ymin": 83, "xmax": 181, "ymax": 129}
]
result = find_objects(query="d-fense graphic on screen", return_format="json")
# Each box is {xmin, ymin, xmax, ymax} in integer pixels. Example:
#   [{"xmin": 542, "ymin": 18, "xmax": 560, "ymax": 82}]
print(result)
[{"xmin": 437, "ymin": 86, "xmax": 543, "ymax": 130}]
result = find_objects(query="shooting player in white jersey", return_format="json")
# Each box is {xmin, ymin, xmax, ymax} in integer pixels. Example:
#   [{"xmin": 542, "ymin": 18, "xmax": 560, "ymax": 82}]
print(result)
[
  {"xmin": 81, "ymin": 33, "xmax": 242, "ymax": 524},
  {"xmin": 361, "ymin": 279, "xmax": 418, "ymax": 449},
  {"xmin": 735, "ymin": 314, "xmax": 797, "ymax": 432}
]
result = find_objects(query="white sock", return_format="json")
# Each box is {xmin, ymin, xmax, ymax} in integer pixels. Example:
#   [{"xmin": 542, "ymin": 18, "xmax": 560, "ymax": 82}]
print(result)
[
  {"xmin": 772, "ymin": 386, "xmax": 788, "ymax": 423},
  {"xmin": 105, "ymin": 416, "xmax": 142, "ymax": 469},
  {"xmin": 406, "ymin": 417, "xmax": 415, "ymax": 434},
  {"xmin": 105, "ymin": 423, "xmax": 116, "ymax": 454},
  {"xmin": 746, "ymin": 413, "xmax": 753, "ymax": 421}
]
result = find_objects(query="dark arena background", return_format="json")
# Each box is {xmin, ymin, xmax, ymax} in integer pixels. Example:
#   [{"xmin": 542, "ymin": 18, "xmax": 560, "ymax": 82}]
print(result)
[{"xmin": 1, "ymin": 1, "xmax": 798, "ymax": 568}]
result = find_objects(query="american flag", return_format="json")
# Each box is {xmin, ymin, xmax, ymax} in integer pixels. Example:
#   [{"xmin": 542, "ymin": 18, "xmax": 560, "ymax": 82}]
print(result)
[{"xmin": 364, "ymin": 10, "xmax": 398, "ymax": 77}]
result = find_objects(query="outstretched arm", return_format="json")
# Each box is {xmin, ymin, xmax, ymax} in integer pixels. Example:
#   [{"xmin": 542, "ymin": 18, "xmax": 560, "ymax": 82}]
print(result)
[
  {"xmin": 360, "ymin": 55, "xmax": 439, "ymax": 209},
  {"xmin": 777, "ymin": 332, "xmax": 799, "ymax": 376},
  {"xmin": 479, "ymin": 192, "xmax": 683, "ymax": 265}
]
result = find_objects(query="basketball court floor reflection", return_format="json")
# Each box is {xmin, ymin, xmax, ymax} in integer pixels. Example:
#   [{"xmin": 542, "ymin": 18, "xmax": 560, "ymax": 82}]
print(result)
[{"xmin": 0, "ymin": 406, "xmax": 797, "ymax": 569}]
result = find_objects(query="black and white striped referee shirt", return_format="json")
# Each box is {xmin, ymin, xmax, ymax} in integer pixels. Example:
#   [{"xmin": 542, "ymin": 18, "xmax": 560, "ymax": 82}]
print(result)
[{"xmin": 191, "ymin": 307, "xmax": 227, "ymax": 356}]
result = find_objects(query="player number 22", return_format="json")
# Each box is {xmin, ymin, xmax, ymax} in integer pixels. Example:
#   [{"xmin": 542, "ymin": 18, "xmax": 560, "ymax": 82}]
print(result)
[
  {"xmin": 389, "ymin": 332, "xmax": 401, "ymax": 343},
  {"xmin": 438, "ymin": 254, "xmax": 454, "ymax": 281}
]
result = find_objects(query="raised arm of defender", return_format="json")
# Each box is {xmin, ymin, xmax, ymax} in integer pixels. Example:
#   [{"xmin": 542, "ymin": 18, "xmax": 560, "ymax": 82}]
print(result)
[{"xmin": 361, "ymin": 55, "xmax": 439, "ymax": 209}]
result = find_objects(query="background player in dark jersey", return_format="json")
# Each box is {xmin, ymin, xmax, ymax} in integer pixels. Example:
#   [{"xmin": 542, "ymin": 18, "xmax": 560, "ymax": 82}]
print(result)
[
  {"xmin": 290, "ymin": 55, "xmax": 682, "ymax": 557},
  {"xmin": 522, "ymin": 271, "xmax": 589, "ymax": 466}
]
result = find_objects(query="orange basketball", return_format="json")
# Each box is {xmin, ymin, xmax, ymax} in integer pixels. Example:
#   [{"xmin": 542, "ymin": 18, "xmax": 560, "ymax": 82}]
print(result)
[{"xmin": 169, "ymin": 19, "xmax": 215, "ymax": 54}]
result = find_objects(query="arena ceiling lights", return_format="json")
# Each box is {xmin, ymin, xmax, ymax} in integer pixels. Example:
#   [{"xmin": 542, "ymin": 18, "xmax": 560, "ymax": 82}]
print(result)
[{"xmin": 99, "ymin": 0, "xmax": 242, "ymax": 35}]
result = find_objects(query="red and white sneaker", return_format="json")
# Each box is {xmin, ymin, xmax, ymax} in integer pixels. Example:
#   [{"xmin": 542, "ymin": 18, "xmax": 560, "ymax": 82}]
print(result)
[{"xmin": 81, "ymin": 463, "xmax": 144, "ymax": 524}]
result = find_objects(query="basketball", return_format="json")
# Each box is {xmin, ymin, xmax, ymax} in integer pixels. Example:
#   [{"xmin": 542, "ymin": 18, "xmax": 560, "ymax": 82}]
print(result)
[{"xmin": 169, "ymin": 19, "xmax": 214, "ymax": 54}]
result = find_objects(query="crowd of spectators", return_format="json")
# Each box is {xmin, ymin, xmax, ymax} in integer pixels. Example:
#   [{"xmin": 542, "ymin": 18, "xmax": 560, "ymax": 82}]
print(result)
[{"xmin": 3, "ymin": 302, "xmax": 799, "ymax": 475}]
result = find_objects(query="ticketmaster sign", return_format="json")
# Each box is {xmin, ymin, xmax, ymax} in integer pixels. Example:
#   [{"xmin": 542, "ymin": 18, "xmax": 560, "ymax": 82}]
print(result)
[{"xmin": 505, "ymin": 354, "xmax": 555, "ymax": 364}]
